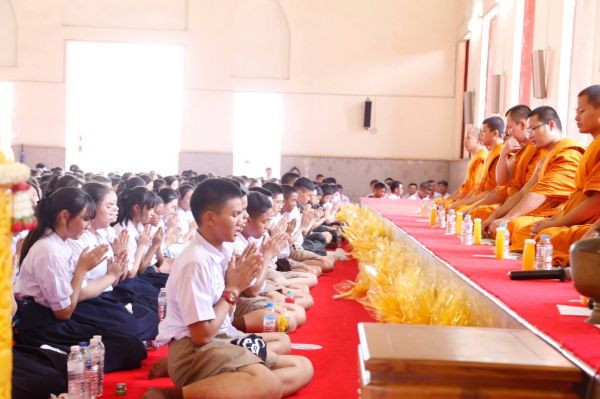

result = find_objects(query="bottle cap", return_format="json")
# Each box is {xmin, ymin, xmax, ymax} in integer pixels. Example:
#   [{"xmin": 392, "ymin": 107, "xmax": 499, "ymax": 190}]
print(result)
[
  {"xmin": 541, "ymin": 234, "xmax": 550, "ymax": 239},
  {"xmin": 464, "ymin": 214, "xmax": 471, "ymax": 220},
  {"xmin": 499, "ymin": 223, "xmax": 507, "ymax": 228},
  {"xmin": 266, "ymin": 302, "xmax": 274, "ymax": 308},
  {"xmin": 287, "ymin": 290, "xmax": 293, "ymax": 295},
  {"xmin": 79, "ymin": 342, "xmax": 88, "ymax": 348},
  {"xmin": 524, "ymin": 239, "xmax": 536, "ymax": 245},
  {"xmin": 456, "ymin": 211, "xmax": 463, "ymax": 216}
]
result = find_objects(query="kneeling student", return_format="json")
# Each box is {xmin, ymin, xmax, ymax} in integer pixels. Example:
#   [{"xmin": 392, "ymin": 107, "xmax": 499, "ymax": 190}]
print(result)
[{"xmin": 148, "ymin": 179, "xmax": 313, "ymax": 399}]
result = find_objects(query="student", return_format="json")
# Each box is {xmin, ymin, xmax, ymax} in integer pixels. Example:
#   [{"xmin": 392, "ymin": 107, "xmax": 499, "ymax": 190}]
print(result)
[
  {"xmin": 158, "ymin": 187, "xmax": 186, "ymax": 258},
  {"xmin": 293, "ymin": 178, "xmax": 332, "ymax": 250},
  {"xmin": 14, "ymin": 187, "xmax": 147, "ymax": 372},
  {"xmin": 176, "ymin": 184, "xmax": 196, "ymax": 243},
  {"xmin": 315, "ymin": 174, "xmax": 324, "ymax": 184},
  {"xmin": 372, "ymin": 181, "xmax": 387, "ymax": 199},
  {"xmin": 281, "ymin": 172, "xmax": 300, "ymax": 186},
  {"xmin": 387, "ymin": 181, "xmax": 403, "ymax": 199},
  {"xmin": 165, "ymin": 175, "xmax": 179, "ymax": 190},
  {"xmin": 366, "ymin": 179, "xmax": 379, "ymax": 197},
  {"xmin": 148, "ymin": 179, "xmax": 313, "ymax": 399},
  {"xmin": 408, "ymin": 182, "xmax": 433, "ymax": 200},
  {"xmin": 402, "ymin": 183, "xmax": 418, "ymax": 199}
]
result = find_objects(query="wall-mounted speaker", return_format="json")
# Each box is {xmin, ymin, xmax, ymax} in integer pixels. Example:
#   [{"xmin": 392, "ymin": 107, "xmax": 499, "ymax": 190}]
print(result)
[
  {"xmin": 490, "ymin": 74, "xmax": 502, "ymax": 114},
  {"xmin": 363, "ymin": 98, "xmax": 372, "ymax": 129},
  {"xmin": 463, "ymin": 91, "xmax": 475, "ymax": 125},
  {"xmin": 532, "ymin": 50, "xmax": 547, "ymax": 99}
]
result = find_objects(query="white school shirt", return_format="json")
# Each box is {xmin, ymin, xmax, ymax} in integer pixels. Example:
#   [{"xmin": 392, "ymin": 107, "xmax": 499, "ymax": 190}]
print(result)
[
  {"xmin": 15, "ymin": 230, "xmax": 81, "ymax": 311},
  {"xmin": 386, "ymin": 194, "xmax": 401, "ymax": 200},
  {"xmin": 408, "ymin": 193, "xmax": 430, "ymax": 201},
  {"xmin": 68, "ymin": 228, "xmax": 115, "ymax": 292},
  {"xmin": 114, "ymin": 220, "xmax": 142, "ymax": 271},
  {"xmin": 282, "ymin": 207, "xmax": 303, "ymax": 247},
  {"xmin": 175, "ymin": 208, "xmax": 195, "ymax": 243},
  {"xmin": 156, "ymin": 232, "xmax": 237, "ymax": 345}
]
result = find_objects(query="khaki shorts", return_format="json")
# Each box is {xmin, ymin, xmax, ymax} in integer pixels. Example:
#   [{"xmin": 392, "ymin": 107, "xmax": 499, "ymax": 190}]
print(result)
[
  {"xmin": 233, "ymin": 295, "xmax": 270, "ymax": 325},
  {"xmin": 288, "ymin": 259, "xmax": 309, "ymax": 270},
  {"xmin": 290, "ymin": 247, "xmax": 320, "ymax": 262},
  {"xmin": 167, "ymin": 335, "xmax": 278, "ymax": 387}
]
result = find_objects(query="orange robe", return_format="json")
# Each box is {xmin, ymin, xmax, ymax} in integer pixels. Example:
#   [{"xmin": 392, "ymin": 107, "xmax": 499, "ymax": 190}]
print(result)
[
  {"xmin": 509, "ymin": 138, "xmax": 586, "ymax": 251},
  {"xmin": 470, "ymin": 143, "xmax": 542, "ymax": 221},
  {"xmin": 531, "ymin": 135, "xmax": 600, "ymax": 265},
  {"xmin": 440, "ymin": 148, "xmax": 488, "ymax": 207},
  {"xmin": 454, "ymin": 143, "xmax": 503, "ymax": 214}
]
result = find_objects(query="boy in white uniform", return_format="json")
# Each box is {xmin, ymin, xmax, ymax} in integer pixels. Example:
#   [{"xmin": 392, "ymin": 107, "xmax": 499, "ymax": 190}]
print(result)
[{"xmin": 146, "ymin": 179, "xmax": 313, "ymax": 399}]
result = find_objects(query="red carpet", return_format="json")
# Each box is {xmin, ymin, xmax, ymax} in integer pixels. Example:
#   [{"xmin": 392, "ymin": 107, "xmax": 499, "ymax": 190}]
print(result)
[
  {"xmin": 362, "ymin": 198, "xmax": 600, "ymax": 375},
  {"xmin": 102, "ymin": 257, "xmax": 372, "ymax": 398}
]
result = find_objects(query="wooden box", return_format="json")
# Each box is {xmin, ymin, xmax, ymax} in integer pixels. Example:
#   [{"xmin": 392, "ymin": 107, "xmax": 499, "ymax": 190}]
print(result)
[{"xmin": 358, "ymin": 323, "xmax": 582, "ymax": 399}]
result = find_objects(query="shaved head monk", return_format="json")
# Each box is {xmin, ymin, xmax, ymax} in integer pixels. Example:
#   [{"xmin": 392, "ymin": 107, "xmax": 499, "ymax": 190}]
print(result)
[
  {"xmin": 514, "ymin": 85, "xmax": 600, "ymax": 265},
  {"xmin": 469, "ymin": 105, "xmax": 543, "ymax": 223},
  {"xmin": 438, "ymin": 125, "xmax": 488, "ymax": 206},
  {"xmin": 478, "ymin": 106, "xmax": 583, "ymax": 241},
  {"xmin": 451, "ymin": 117, "xmax": 505, "ymax": 212}
]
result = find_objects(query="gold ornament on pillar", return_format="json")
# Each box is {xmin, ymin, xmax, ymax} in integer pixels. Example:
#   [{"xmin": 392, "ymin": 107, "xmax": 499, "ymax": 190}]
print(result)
[{"xmin": 0, "ymin": 100, "xmax": 30, "ymax": 399}]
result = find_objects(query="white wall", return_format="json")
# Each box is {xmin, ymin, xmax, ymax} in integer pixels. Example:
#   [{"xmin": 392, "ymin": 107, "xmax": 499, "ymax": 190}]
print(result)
[{"xmin": 0, "ymin": 0, "xmax": 464, "ymax": 167}]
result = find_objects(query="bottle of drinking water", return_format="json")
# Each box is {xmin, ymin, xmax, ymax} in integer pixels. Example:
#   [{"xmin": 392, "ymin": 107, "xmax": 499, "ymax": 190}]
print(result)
[
  {"xmin": 158, "ymin": 288, "xmax": 167, "ymax": 321},
  {"xmin": 68, "ymin": 345, "xmax": 84, "ymax": 399},
  {"xmin": 88, "ymin": 338, "xmax": 102, "ymax": 398},
  {"xmin": 462, "ymin": 215, "xmax": 473, "ymax": 245},
  {"xmin": 92, "ymin": 335, "xmax": 105, "ymax": 397},
  {"xmin": 535, "ymin": 234, "xmax": 554, "ymax": 270},
  {"xmin": 499, "ymin": 223, "xmax": 510, "ymax": 258},
  {"xmin": 79, "ymin": 342, "xmax": 92, "ymax": 399},
  {"xmin": 437, "ymin": 205, "xmax": 446, "ymax": 229},
  {"xmin": 446, "ymin": 209, "xmax": 456, "ymax": 234},
  {"xmin": 263, "ymin": 302, "xmax": 277, "ymax": 332}
]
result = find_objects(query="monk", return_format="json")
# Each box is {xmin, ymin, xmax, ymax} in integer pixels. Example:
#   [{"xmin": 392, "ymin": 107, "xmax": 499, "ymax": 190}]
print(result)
[
  {"xmin": 438, "ymin": 125, "xmax": 488, "ymax": 206},
  {"xmin": 519, "ymin": 85, "xmax": 600, "ymax": 265},
  {"xmin": 451, "ymin": 116, "xmax": 504, "ymax": 212},
  {"xmin": 470, "ymin": 105, "xmax": 542, "ymax": 222},
  {"xmin": 479, "ymin": 106, "xmax": 583, "ymax": 244}
]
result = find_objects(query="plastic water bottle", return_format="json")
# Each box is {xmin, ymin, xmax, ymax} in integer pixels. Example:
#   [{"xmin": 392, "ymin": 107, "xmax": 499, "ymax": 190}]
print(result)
[
  {"xmin": 79, "ymin": 342, "xmax": 91, "ymax": 399},
  {"xmin": 437, "ymin": 205, "xmax": 446, "ymax": 229},
  {"xmin": 499, "ymin": 223, "xmax": 510, "ymax": 258},
  {"xmin": 92, "ymin": 335, "xmax": 105, "ymax": 397},
  {"xmin": 158, "ymin": 288, "xmax": 167, "ymax": 321},
  {"xmin": 68, "ymin": 345, "xmax": 84, "ymax": 399},
  {"xmin": 535, "ymin": 234, "xmax": 554, "ymax": 270},
  {"xmin": 446, "ymin": 209, "xmax": 456, "ymax": 234},
  {"xmin": 263, "ymin": 302, "xmax": 277, "ymax": 332},
  {"xmin": 285, "ymin": 290, "xmax": 295, "ymax": 304},
  {"xmin": 461, "ymin": 215, "xmax": 473, "ymax": 245},
  {"xmin": 89, "ymin": 338, "xmax": 102, "ymax": 397}
]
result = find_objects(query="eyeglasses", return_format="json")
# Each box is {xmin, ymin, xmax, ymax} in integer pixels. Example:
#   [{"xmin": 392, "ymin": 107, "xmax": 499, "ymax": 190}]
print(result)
[{"xmin": 523, "ymin": 122, "xmax": 547, "ymax": 138}]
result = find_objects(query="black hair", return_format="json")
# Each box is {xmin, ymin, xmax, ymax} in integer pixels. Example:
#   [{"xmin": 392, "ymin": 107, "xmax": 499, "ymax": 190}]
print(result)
[
  {"xmin": 190, "ymin": 178, "xmax": 242, "ymax": 226},
  {"xmin": 505, "ymin": 104, "xmax": 531, "ymax": 122},
  {"xmin": 390, "ymin": 181, "xmax": 402, "ymax": 192},
  {"xmin": 315, "ymin": 186, "xmax": 323, "ymax": 196},
  {"xmin": 282, "ymin": 184, "xmax": 297, "ymax": 199},
  {"xmin": 437, "ymin": 180, "xmax": 449, "ymax": 186},
  {"xmin": 579, "ymin": 85, "xmax": 600, "ymax": 108},
  {"xmin": 138, "ymin": 174, "xmax": 152, "ymax": 184},
  {"xmin": 263, "ymin": 182, "xmax": 283, "ymax": 196},
  {"xmin": 528, "ymin": 106, "xmax": 562, "ymax": 132},
  {"xmin": 315, "ymin": 174, "xmax": 324, "ymax": 179},
  {"xmin": 153, "ymin": 178, "xmax": 166, "ymax": 193},
  {"xmin": 408, "ymin": 182, "xmax": 418, "ymax": 188},
  {"xmin": 115, "ymin": 186, "xmax": 155, "ymax": 226},
  {"xmin": 20, "ymin": 187, "xmax": 96, "ymax": 265},
  {"xmin": 178, "ymin": 184, "xmax": 195, "ymax": 200},
  {"xmin": 223, "ymin": 178, "xmax": 249, "ymax": 196},
  {"xmin": 117, "ymin": 176, "xmax": 145, "ymax": 195},
  {"xmin": 322, "ymin": 177, "xmax": 337, "ymax": 184},
  {"xmin": 373, "ymin": 182, "xmax": 386, "ymax": 190},
  {"xmin": 281, "ymin": 172, "xmax": 300, "ymax": 185},
  {"xmin": 293, "ymin": 177, "xmax": 315, "ymax": 192},
  {"xmin": 419, "ymin": 182, "xmax": 433, "ymax": 191},
  {"xmin": 320, "ymin": 184, "xmax": 336, "ymax": 196},
  {"xmin": 92, "ymin": 175, "xmax": 111, "ymax": 185},
  {"xmin": 151, "ymin": 191, "xmax": 163, "ymax": 207},
  {"xmin": 246, "ymin": 191, "xmax": 273, "ymax": 218},
  {"xmin": 164, "ymin": 176, "xmax": 178, "ymax": 186},
  {"xmin": 49, "ymin": 174, "xmax": 83, "ymax": 195},
  {"xmin": 82, "ymin": 182, "xmax": 113, "ymax": 206},
  {"xmin": 482, "ymin": 116, "xmax": 506, "ymax": 139},
  {"xmin": 158, "ymin": 187, "xmax": 179, "ymax": 204},
  {"xmin": 35, "ymin": 162, "xmax": 45, "ymax": 169},
  {"xmin": 249, "ymin": 186, "xmax": 272, "ymax": 197},
  {"xmin": 370, "ymin": 179, "xmax": 379, "ymax": 185}
]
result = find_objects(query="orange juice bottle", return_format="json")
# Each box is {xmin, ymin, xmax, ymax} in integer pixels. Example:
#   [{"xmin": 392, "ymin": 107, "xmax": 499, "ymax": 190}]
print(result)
[
  {"xmin": 495, "ymin": 228, "xmax": 505, "ymax": 260},
  {"xmin": 473, "ymin": 218, "xmax": 482, "ymax": 245},
  {"xmin": 455, "ymin": 212, "xmax": 463, "ymax": 236},
  {"xmin": 429, "ymin": 206, "xmax": 437, "ymax": 227},
  {"xmin": 522, "ymin": 239, "xmax": 536, "ymax": 270}
]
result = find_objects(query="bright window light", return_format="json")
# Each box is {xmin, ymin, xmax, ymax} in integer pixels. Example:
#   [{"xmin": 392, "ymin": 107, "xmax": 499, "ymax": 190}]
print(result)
[
  {"xmin": 0, "ymin": 81, "xmax": 14, "ymax": 161},
  {"xmin": 233, "ymin": 92, "xmax": 283, "ymax": 178},
  {"xmin": 66, "ymin": 41, "xmax": 184, "ymax": 175}
]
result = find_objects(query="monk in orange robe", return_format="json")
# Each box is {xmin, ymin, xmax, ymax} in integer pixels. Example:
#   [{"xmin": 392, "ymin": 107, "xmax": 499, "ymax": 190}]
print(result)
[
  {"xmin": 470, "ymin": 105, "xmax": 543, "ymax": 223},
  {"xmin": 439, "ymin": 125, "xmax": 488, "ymax": 206},
  {"xmin": 451, "ymin": 116, "xmax": 504, "ymax": 212},
  {"xmin": 510, "ymin": 86, "xmax": 600, "ymax": 264},
  {"xmin": 476, "ymin": 106, "xmax": 583, "ymax": 244}
]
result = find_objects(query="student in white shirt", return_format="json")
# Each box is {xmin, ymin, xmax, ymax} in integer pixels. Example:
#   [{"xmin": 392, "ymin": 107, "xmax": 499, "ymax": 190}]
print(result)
[
  {"xmin": 14, "ymin": 187, "xmax": 147, "ymax": 372},
  {"xmin": 408, "ymin": 182, "xmax": 434, "ymax": 201},
  {"xmin": 387, "ymin": 180, "xmax": 403, "ymax": 199},
  {"xmin": 402, "ymin": 182, "xmax": 418, "ymax": 199},
  {"xmin": 149, "ymin": 179, "xmax": 313, "ymax": 399}
]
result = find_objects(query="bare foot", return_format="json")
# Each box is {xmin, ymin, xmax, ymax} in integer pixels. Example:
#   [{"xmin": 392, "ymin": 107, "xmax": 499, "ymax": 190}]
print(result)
[{"xmin": 148, "ymin": 358, "xmax": 169, "ymax": 379}]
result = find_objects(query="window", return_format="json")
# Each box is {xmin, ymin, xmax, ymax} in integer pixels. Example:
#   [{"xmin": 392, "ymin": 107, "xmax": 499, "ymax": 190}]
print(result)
[{"xmin": 65, "ymin": 41, "xmax": 184, "ymax": 174}]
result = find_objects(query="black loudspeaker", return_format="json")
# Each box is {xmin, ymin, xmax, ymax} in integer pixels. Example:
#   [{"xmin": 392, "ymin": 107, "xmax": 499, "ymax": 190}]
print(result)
[{"xmin": 363, "ymin": 98, "xmax": 372, "ymax": 129}]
